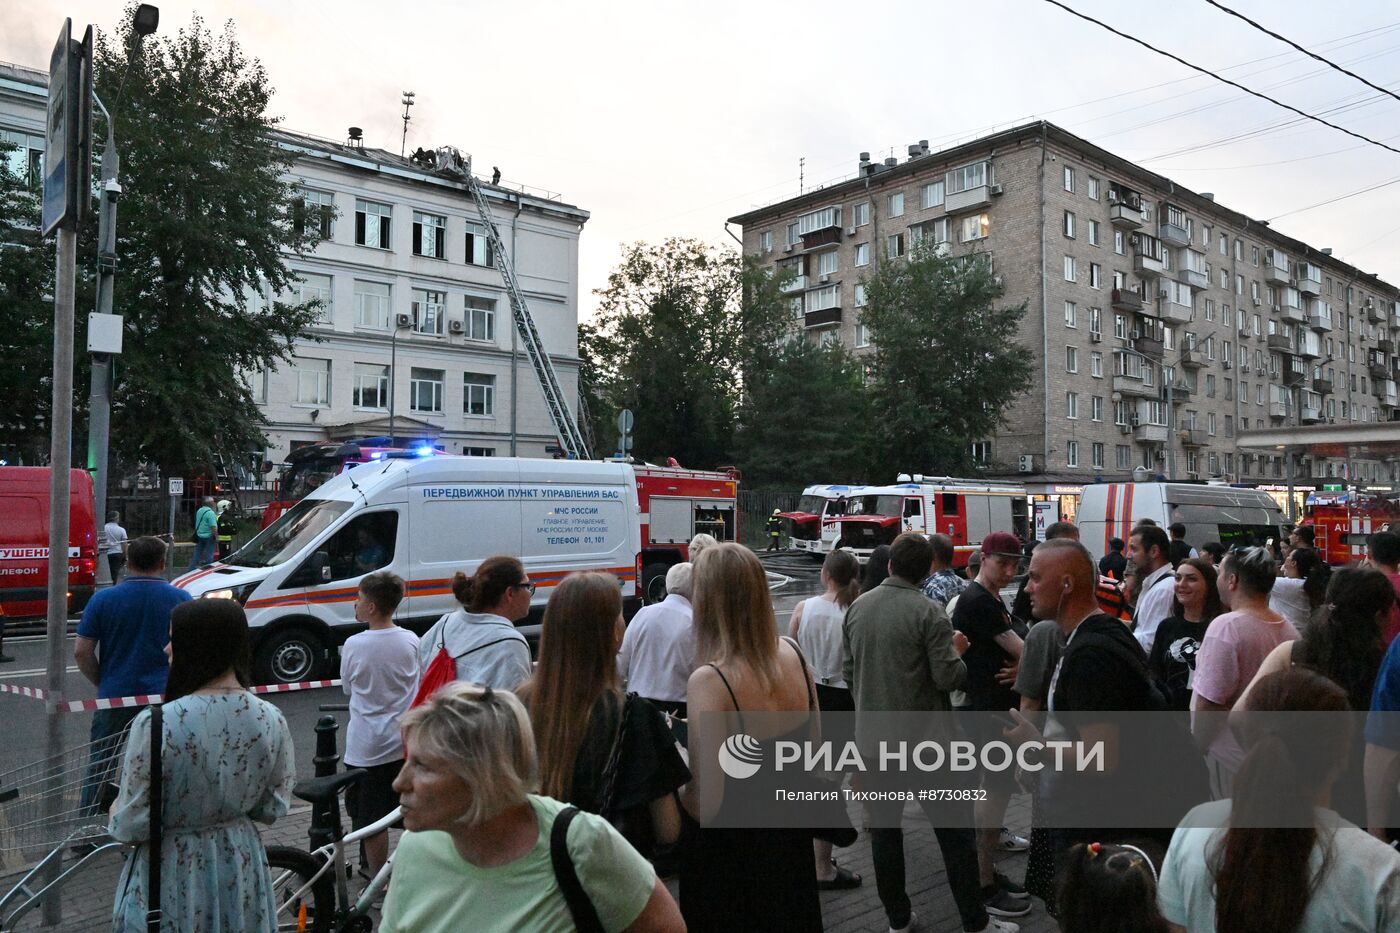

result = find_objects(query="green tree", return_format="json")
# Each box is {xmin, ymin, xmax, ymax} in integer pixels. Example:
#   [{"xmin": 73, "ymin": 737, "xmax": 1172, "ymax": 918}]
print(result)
[
  {"xmin": 92, "ymin": 9, "xmax": 325, "ymax": 471},
  {"xmin": 735, "ymin": 337, "xmax": 873, "ymax": 488},
  {"xmin": 586, "ymin": 238, "xmax": 789, "ymax": 466},
  {"xmin": 862, "ymin": 246, "xmax": 1033, "ymax": 474}
]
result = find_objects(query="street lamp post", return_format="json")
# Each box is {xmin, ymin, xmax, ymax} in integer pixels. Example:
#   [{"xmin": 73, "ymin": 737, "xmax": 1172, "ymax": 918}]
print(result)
[{"xmin": 388, "ymin": 318, "xmax": 408, "ymax": 444}]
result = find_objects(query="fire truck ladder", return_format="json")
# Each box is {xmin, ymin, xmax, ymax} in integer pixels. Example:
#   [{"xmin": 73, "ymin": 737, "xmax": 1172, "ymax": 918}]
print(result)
[{"xmin": 447, "ymin": 150, "xmax": 591, "ymax": 460}]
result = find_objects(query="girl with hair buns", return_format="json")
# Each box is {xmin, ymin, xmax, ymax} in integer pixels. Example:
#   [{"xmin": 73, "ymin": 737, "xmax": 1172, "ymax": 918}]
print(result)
[
  {"xmin": 1055, "ymin": 840, "xmax": 1170, "ymax": 933},
  {"xmin": 380, "ymin": 682, "xmax": 685, "ymax": 932},
  {"xmin": 416, "ymin": 555, "xmax": 532, "ymax": 690},
  {"xmin": 1159, "ymin": 668, "xmax": 1400, "ymax": 932},
  {"xmin": 1269, "ymin": 546, "xmax": 1332, "ymax": 633},
  {"xmin": 682, "ymin": 542, "xmax": 823, "ymax": 931},
  {"xmin": 1192, "ymin": 546, "xmax": 1298, "ymax": 798}
]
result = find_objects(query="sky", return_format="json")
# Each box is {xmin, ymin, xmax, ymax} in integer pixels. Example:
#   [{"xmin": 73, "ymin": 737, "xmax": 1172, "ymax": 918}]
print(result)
[{"xmin": 5, "ymin": 0, "xmax": 1400, "ymax": 320}]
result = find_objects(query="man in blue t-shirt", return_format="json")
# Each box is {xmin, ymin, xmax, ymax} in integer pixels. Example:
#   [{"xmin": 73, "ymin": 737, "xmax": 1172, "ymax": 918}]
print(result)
[
  {"xmin": 1365, "ymin": 634, "xmax": 1400, "ymax": 842},
  {"xmin": 74, "ymin": 536, "xmax": 191, "ymax": 814}
]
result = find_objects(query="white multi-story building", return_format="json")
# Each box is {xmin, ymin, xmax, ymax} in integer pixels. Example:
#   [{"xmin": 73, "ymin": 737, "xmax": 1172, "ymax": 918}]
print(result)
[{"xmin": 1, "ymin": 61, "xmax": 589, "ymax": 467}]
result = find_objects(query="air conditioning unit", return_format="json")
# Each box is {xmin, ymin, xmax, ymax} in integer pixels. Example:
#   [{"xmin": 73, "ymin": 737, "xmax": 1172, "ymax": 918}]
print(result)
[
  {"xmin": 783, "ymin": 245, "xmax": 794, "ymax": 253},
  {"xmin": 1252, "ymin": 297, "xmax": 1261, "ymax": 307},
  {"xmin": 846, "ymin": 227, "xmax": 856, "ymax": 236},
  {"xmin": 1090, "ymin": 332, "xmax": 1102, "ymax": 343},
  {"xmin": 991, "ymin": 184, "xmax": 1005, "ymax": 196},
  {"xmin": 1155, "ymin": 450, "xmax": 1167, "ymax": 461},
  {"xmin": 1223, "ymin": 359, "xmax": 1232, "ymax": 369},
  {"xmin": 1018, "ymin": 455, "xmax": 1036, "ymax": 473},
  {"xmin": 819, "ymin": 274, "xmax": 831, "ymax": 283},
  {"xmin": 1130, "ymin": 414, "xmax": 1141, "ymax": 427},
  {"xmin": 993, "ymin": 275, "xmax": 1005, "ymax": 288},
  {"xmin": 1119, "ymin": 424, "xmax": 1132, "ymax": 435},
  {"xmin": 448, "ymin": 319, "xmax": 464, "ymax": 334},
  {"xmin": 395, "ymin": 312, "xmax": 412, "ymax": 328}
]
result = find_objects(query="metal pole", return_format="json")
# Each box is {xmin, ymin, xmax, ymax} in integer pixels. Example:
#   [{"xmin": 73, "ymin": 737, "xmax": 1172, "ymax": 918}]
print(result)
[
  {"xmin": 1166, "ymin": 367, "xmax": 1176, "ymax": 480},
  {"xmin": 43, "ymin": 226, "xmax": 77, "ymax": 926},
  {"xmin": 88, "ymin": 124, "xmax": 120, "ymax": 590},
  {"xmin": 388, "ymin": 326, "xmax": 397, "ymax": 445}
]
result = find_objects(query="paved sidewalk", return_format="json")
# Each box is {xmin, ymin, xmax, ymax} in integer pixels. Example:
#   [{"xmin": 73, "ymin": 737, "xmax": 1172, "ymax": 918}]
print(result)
[{"xmin": 3, "ymin": 797, "xmax": 1058, "ymax": 932}]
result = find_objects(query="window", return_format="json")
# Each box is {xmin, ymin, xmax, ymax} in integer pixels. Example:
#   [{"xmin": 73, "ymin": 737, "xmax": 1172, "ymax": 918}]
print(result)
[
  {"xmin": 962, "ymin": 213, "xmax": 989, "ymax": 241},
  {"xmin": 1092, "ymin": 442, "xmax": 1105, "ymax": 469},
  {"xmin": 311, "ymin": 511, "xmax": 398, "ymax": 584},
  {"xmin": 1204, "ymin": 299, "xmax": 1214, "ymax": 322},
  {"xmin": 1067, "ymin": 440, "xmax": 1079, "ymax": 467},
  {"xmin": 355, "ymin": 199, "xmax": 392, "ymax": 249},
  {"xmin": 1091, "ymin": 396, "xmax": 1104, "ymax": 421},
  {"xmin": 464, "ymin": 447, "xmax": 496, "ymax": 457},
  {"xmin": 412, "ymin": 211, "xmax": 446, "ymax": 259},
  {"xmin": 798, "ymin": 206, "xmax": 841, "ymax": 235},
  {"xmin": 465, "ymin": 296, "xmax": 496, "ymax": 342},
  {"xmin": 1220, "ymin": 233, "xmax": 1228, "ymax": 256},
  {"xmin": 1087, "ymin": 220, "xmax": 1100, "ymax": 247},
  {"xmin": 854, "ymin": 283, "xmax": 868, "ymax": 307},
  {"xmin": 1087, "ymin": 176, "xmax": 1100, "ymax": 200},
  {"xmin": 1089, "ymin": 307, "xmax": 1102, "ymax": 336},
  {"xmin": 411, "ymin": 288, "xmax": 447, "ymax": 335},
  {"xmin": 1114, "ymin": 230, "xmax": 1125, "ymax": 254},
  {"xmin": 295, "ymin": 188, "xmax": 335, "ymax": 239},
  {"xmin": 1063, "ymin": 165, "xmax": 1075, "ymax": 192},
  {"xmin": 853, "ymin": 202, "xmax": 870, "ymax": 226},
  {"xmin": 1225, "ymin": 415, "xmax": 1234, "ymax": 437},
  {"xmin": 911, "ymin": 218, "xmax": 951, "ymax": 248},
  {"xmin": 354, "ymin": 280, "xmax": 391, "ymax": 330},
  {"xmin": 1251, "ymin": 245, "xmax": 1260, "ymax": 266},
  {"xmin": 465, "ymin": 221, "xmax": 494, "ymax": 266},
  {"xmin": 854, "ymin": 243, "xmax": 870, "ymax": 266},
  {"xmin": 787, "ymin": 222, "xmax": 801, "ymax": 245},
  {"xmin": 1114, "ymin": 313, "xmax": 1127, "ymax": 339},
  {"xmin": 1064, "ymin": 256, "xmax": 1077, "ymax": 282},
  {"xmin": 1206, "ymin": 374, "xmax": 1216, "ymax": 397},
  {"xmin": 410, "ymin": 368, "xmax": 444, "ymax": 413},
  {"xmin": 805, "ymin": 285, "xmax": 839, "ymax": 312},
  {"xmin": 463, "ymin": 372, "xmax": 496, "ymax": 416},
  {"xmin": 1114, "ymin": 400, "xmax": 1130, "ymax": 425},
  {"xmin": 946, "ymin": 161, "xmax": 989, "ymax": 194},
  {"xmin": 1066, "ymin": 346, "xmax": 1078, "ymax": 373},
  {"xmin": 1116, "ymin": 445, "xmax": 1131, "ymax": 469},
  {"xmin": 244, "ymin": 367, "xmax": 268, "ymax": 404},
  {"xmin": 352, "ymin": 363, "xmax": 388, "ymax": 410},
  {"xmin": 294, "ymin": 358, "xmax": 330, "ymax": 405},
  {"xmin": 295, "ymin": 273, "xmax": 332, "ymax": 323},
  {"xmin": 922, "ymin": 181, "xmax": 945, "ymax": 209},
  {"xmin": 1067, "ymin": 391, "xmax": 1079, "ymax": 419},
  {"xmin": 1237, "ymin": 274, "xmax": 1244, "ymax": 295},
  {"xmin": 888, "ymin": 234, "xmax": 905, "ymax": 258},
  {"xmin": 759, "ymin": 231, "xmax": 773, "ymax": 253},
  {"xmin": 1064, "ymin": 211, "xmax": 1076, "ymax": 238},
  {"xmin": 889, "ymin": 192, "xmax": 905, "ymax": 217},
  {"xmin": 1208, "ymin": 412, "xmax": 1217, "ymax": 435},
  {"xmin": 1089, "ymin": 263, "xmax": 1102, "ymax": 289},
  {"xmin": 1065, "ymin": 301, "xmax": 1077, "ymax": 328},
  {"xmin": 855, "ymin": 319, "xmax": 870, "ymax": 347},
  {"xmin": 818, "ymin": 251, "xmax": 838, "ymax": 276},
  {"xmin": 970, "ymin": 441, "xmax": 992, "ymax": 464},
  {"xmin": 1091, "ymin": 350, "xmax": 1103, "ymax": 378}
]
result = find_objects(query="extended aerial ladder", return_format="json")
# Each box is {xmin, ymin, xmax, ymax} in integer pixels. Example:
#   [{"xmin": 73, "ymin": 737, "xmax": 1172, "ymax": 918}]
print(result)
[{"xmin": 420, "ymin": 146, "xmax": 592, "ymax": 460}]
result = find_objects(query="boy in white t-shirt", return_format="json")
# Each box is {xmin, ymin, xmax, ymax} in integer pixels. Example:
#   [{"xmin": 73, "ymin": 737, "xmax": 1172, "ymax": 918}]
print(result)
[{"xmin": 341, "ymin": 571, "xmax": 420, "ymax": 877}]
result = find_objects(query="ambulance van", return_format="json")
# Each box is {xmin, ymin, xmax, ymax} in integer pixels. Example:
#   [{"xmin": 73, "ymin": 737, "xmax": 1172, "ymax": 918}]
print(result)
[
  {"xmin": 1080, "ymin": 481, "xmax": 1286, "ymax": 563},
  {"xmin": 175, "ymin": 455, "xmax": 641, "ymax": 684}
]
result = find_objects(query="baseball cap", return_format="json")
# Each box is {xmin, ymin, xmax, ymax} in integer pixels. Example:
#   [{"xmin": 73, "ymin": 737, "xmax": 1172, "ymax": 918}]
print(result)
[{"xmin": 980, "ymin": 532, "xmax": 1023, "ymax": 558}]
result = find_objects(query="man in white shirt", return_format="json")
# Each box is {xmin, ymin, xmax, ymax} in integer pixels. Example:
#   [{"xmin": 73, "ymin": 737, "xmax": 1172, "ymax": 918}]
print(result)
[
  {"xmin": 1128, "ymin": 523, "xmax": 1174, "ymax": 654},
  {"xmin": 618, "ymin": 562, "xmax": 695, "ymax": 719},
  {"xmin": 103, "ymin": 511, "xmax": 129, "ymax": 581},
  {"xmin": 341, "ymin": 571, "xmax": 420, "ymax": 878}
]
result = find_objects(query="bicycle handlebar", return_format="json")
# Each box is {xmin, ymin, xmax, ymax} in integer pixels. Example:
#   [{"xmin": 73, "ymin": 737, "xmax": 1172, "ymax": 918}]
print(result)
[{"xmin": 317, "ymin": 704, "xmax": 350, "ymax": 712}]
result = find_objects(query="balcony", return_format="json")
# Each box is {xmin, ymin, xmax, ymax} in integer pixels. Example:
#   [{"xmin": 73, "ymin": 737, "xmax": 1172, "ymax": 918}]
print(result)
[
  {"xmin": 1158, "ymin": 218, "xmax": 1190, "ymax": 248},
  {"xmin": 1158, "ymin": 289, "xmax": 1193, "ymax": 324},
  {"xmin": 1371, "ymin": 362, "xmax": 1390, "ymax": 382},
  {"xmin": 1133, "ymin": 234, "xmax": 1166, "ymax": 277},
  {"xmin": 1313, "ymin": 377, "xmax": 1333, "ymax": 395},
  {"xmin": 1300, "ymin": 404, "xmax": 1323, "ymax": 424},
  {"xmin": 1163, "ymin": 382, "xmax": 1192, "ymax": 403},
  {"xmin": 1113, "ymin": 374, "xmax": 1159, "ymax": 399},
  {"xmin": 1367, "ymin": 299, "xmax": 1386, "ymax": 324},
  {"xmin": 1134, "ymin": 335, "xmax": 1164, "ymax": 360},
  {"xmin": 1133, "ymin": 422, "xmax": 1168, "ymax": 444},
  {"xmin": 1283, "ymin": 363, "xmax": 1308, "ymax": 387},
  {"xmin": 1264, "ymin": 250, "xmax": 1290, "ymax": 286},
  {"xmin": 1179, "ymin": 348, "xmax": 1206, "ymax": 369},
  {"xmin": 1179, "ymin": 428, "xmax": 1207, "ymax": 447},
  {"xmin": 1266, "ymin": 333, "xmax": 1292, "ymax": 352},
  {"xmin": 804, "ymin": 307, "xmax": 842, "ymax": 328},
  {"xmin": 1380, "ymin": 337, "xmax": 1396, "ymax": 354},
  {"xmin": 1296, "ymin": 262, "xmax": 1322, "ymax": 296},
  {"xmin": 1269, "ymin": 400, "xmax": 1288, "ymax": 419},
  {"xmin": 800, "ymin": 226, "xmax": 842, "ymax": 250},
  {"xmin": 1379, "ymin": 379, "xmax": 1399, "ymax": 406},
  {"xmin": 1279, "ymin": 299, "xmax": 1307, "ymax": 326},
  {"xmin": 780, "ymin": 274, "xmax": 808, "ymax": 294},
  {"xmin": 1111, "ymin": 288, "xmax": 1144, "ymax": 313},
  {"xmin": 1308, "ymin": 301, "xmax": 1333, "ymax": 332},
  {"xmin": 1176, "ymin": 249, "xmax": 1208, "ymax": 289},
  {"xmin": 1296, "ymin": 332, "xmax": 1323, "ymax": 359},
  {"xmin": 1109, "ymin": 202, "xmax": 1143, "ymax": 229}
]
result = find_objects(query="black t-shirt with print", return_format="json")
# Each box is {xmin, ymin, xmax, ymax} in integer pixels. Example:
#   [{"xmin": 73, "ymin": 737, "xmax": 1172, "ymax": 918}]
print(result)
[{"xmin": 1147, "ymin": 614, "xmax": 1209, "ymax": 711}]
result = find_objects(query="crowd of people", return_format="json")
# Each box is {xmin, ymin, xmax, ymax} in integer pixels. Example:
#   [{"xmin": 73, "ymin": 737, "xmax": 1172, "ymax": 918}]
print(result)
[{"xmin": 70, "ymin": 515, "xmax": 1400, "ymax": 932}]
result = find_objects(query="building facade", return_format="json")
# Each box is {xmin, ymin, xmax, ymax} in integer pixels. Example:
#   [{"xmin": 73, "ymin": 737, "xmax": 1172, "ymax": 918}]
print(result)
[
  {"xmin": 1, "ymin": 61, "xmax": 588, "ymax": 470},
  {"xmin": 729, "ymin": 122, "xmax": 1400, "ymax": 517}
]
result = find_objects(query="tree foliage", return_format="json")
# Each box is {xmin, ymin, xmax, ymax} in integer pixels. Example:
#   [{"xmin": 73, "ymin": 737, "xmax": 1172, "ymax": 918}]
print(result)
[
  {"xmin": 585, "ymin": 238, "xmax": 789, "ymax": 467},
  {"xmin": 734, "ymin": 337, "xmax": 873, "ymax": 489},
  {"xmin": 91, "ymin": 9, "xmax": 324, "ymax": 470},
  {"xmin": 862, "ymin": 247, "xmax": 1033, "ymax": 474}
]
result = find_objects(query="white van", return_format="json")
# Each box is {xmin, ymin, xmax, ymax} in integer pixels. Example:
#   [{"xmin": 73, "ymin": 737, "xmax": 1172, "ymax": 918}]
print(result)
[
  {"xmin": 1079, "ymin": 482, "xmax": 1286, "ymax": 563},
  {"xmin": 175, "ymin": 456, "xmax": 641, "ymax": 684}
]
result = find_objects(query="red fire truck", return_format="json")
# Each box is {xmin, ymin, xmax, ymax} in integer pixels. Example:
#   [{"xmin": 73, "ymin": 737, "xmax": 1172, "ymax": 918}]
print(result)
[
  {"xmin": 634, "ymin": 462, "xmax": 739, "ymax": 602},
  {"xmin": 825, "ymin": 475, "xmax": 1029, "ymax": 566},
  {"xmin": 0, "ymin": 467, "xmax": 98, "ymax": 618},
  {"xmin": 1302, "ymin": 490, "xmax": 1400, "ymax": 565},
  {"xmin": 260, "ymin": 438, "xmax": 431, "ymax": 528}
]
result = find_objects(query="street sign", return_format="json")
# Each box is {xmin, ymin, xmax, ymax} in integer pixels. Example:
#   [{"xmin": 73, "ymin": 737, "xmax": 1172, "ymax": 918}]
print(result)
[
  {"xmin": 616, "ymin": 409, "xmax": 634, "ymax": 433},
  {"xmin": 616, "ymin": 433, "xmax": 633, "ymax": 452},
  {"xmin": 168, "ymin": 477, "xmax": 184, "ymax": 497},
  {"xmin": 41, "ymin": 20, "xmax": 92, "ymax": 236},
  {"xmin": 87, "ymin": 313, "xmax": 124, "ymax": 354}
]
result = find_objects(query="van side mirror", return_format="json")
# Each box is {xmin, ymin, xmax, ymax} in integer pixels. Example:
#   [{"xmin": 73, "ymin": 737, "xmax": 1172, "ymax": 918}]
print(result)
[{"xmin": 313, "ymin": 550, "xmax": 331, "ymax": 582}]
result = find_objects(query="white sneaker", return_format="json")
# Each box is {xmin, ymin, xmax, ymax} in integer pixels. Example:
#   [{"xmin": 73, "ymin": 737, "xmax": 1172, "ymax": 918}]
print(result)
[
  {"xmin": 997, "ymin": 827, "xmax": 1030, "ymax": 852},
  {"xmin": 889, "ymin": 909, "xmax": 917, "ymax": 933},
  {"xmin": 984, "ymin": 919, "xmax": 1020, "ymax": 933}
]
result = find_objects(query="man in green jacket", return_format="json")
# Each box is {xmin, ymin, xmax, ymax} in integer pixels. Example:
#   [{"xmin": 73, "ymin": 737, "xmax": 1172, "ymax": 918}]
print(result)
[
  {"xmin": 844, "ymin": 533, "xmax": 1009, "ymax": 933},
  {"xmin": 188, "ymin": 496, "xmax": 219, "ymax": 571}
]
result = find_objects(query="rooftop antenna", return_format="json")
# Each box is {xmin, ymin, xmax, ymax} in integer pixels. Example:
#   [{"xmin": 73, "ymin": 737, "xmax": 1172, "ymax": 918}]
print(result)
[
  {"xmin": 799, "ymin": 157, "xmax": 805, "ymax": 195},
  {"xmin": 399, "ymin": 91, "xmax": 416, "ymax": 157}
]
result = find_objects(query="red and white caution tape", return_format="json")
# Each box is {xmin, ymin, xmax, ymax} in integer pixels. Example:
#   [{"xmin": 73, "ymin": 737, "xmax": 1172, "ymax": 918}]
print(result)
[{"xmin": 0, "ymin": 678, "xmax": 341, "ymax": 712}]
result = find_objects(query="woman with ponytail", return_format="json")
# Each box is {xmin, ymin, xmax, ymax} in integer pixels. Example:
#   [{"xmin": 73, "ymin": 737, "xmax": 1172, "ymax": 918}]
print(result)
[
  {"xmin": 1269, "ymin": 546, "xmax": 1332, "ymax": 633},
  {"xmin": 417, "ymin": 555, "xmax": 533, "ymax": 689},
  {"xmin": 1159, "ymin": 668, "xmax": 1400, "ymax": 932},
  {"xmin": 789, "ymin": 547, "xmax": 864, "ymax": 891}
]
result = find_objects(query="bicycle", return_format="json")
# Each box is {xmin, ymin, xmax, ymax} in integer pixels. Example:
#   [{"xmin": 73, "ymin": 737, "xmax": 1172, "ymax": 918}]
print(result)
[{"xmin": 266, "ymin": 705, "xmax": 401, "ymax": 933}]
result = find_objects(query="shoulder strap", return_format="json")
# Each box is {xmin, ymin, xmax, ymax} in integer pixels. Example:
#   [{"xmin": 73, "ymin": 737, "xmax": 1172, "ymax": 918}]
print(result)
[
  {"xmin": 780, "ymin": 635, "xmax": 818, "ymax": 713},
  {"xmin": 596, "ymin": 694, "xmax": 633, "ymax": 816},
  {"xmin": 451, "ymin": 634, "xmax": 528, "ymax": 661},
  {"xmin": 550, "ymin": 806, "xmax": 605, "ymax": 933},
  {"xmin": 707, "ymin": 662, "xmax": 742, "ymax": 712},
  {"xmin": 146, "ymin": 703, "xmax": 163, "ymax": 933}
]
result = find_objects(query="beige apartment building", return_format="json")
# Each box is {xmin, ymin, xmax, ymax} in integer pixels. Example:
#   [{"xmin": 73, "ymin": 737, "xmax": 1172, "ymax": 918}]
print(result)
[{"xmin": 729, "ymin": 121, "xmax": 1400, "ymax": 518}]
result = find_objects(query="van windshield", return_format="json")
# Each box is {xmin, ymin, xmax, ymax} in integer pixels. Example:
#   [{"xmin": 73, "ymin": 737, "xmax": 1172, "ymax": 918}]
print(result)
[{"xmin": 226, "ymin": 499, "xmax": 350, "ymax": 568}]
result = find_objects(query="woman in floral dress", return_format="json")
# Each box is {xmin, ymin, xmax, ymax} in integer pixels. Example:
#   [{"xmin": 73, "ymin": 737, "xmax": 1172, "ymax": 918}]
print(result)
[{"xmin": 109, "ymin": 599, "xmax": 294, "ymax": 932}]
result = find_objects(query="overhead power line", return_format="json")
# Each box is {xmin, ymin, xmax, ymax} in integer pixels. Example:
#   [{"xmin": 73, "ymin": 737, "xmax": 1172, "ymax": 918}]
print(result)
[
  {"xmin": 1201, "ymin": 0, "xmax": 1400, "ymax": 106},
  {"xmin": 1039, "ymin": 0, "xmax": 1400, "ymax": 157}
]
